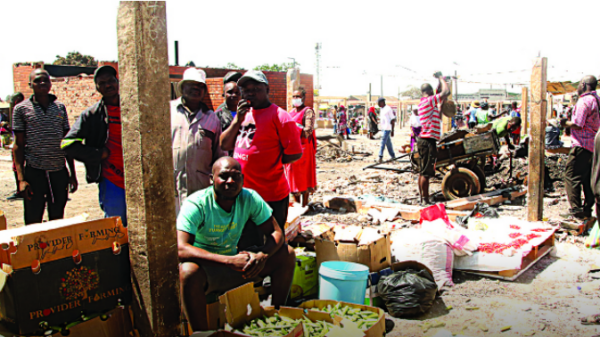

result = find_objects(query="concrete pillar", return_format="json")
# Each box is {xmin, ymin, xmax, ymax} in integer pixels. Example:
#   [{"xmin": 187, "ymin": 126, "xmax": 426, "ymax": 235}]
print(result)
[{"xmin": 117, "ymin": 2, "xmax": 180, "ymax": 336}]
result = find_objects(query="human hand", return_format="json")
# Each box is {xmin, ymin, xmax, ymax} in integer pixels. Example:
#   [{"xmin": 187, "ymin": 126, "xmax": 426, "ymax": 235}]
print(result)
[
  {"xmin": 101, "ymin": 148, "xmax": 111, "ymax": 160},
  {"xmin": 241, "ymin": 251, "xmax": 268, "ymax": 279},
  {"xmin": 19, "ymin": 181, "xmax": 33, "ymax": 200},
  {"xmin": 69, "ymin": 175, "xmax": 78, "ymax": 193},
  {"xmin": 559, "ymin": 118, "xmax": 567, "ymax": 128},
  {"xmin": 391, "ymin": 131, "xmax": 395, "ymax": 138},
  {"xmin": 228, "ymin": 252, "xmax": 250, "ymax": 272},
  {"xmin": 236, "ymin": 100, "xmax": 251, "ymax": 124}
]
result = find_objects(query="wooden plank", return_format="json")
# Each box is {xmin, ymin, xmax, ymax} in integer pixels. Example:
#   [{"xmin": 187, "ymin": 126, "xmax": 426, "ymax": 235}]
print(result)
[
  {"xmin": 521, "ymin": 87, "xmax": 528, "ymax": 136},
  {"xmin": 445, "ymin": 188, "xmax": 527, "ymax": 210},
  {"xmin": 117, "ymin": 2, "xmax": 180, "ymax": 336},
  {"xmin": 527, "ymin": 57, "xmax": 548, "ymax": 221}
]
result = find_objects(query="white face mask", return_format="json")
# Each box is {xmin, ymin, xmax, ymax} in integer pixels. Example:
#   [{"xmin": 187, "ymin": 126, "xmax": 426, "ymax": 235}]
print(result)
[{"xmin": 292, "ymin": 98, "xmax": 303, "ymax": 107}]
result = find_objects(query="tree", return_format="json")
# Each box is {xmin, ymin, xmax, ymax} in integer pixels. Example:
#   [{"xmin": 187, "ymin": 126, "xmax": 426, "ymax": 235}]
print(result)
[
  {"xmin": 225, "ymin": 62, "xmax": 243, "ymax": 70},
  {"xmin": 253, "ymin": 62, "xmax": 299, "ymax": 72},
  {"xmin": 401, "ymin": 86, "xmax": 422, "ymax": 99},
  {"xmin": 53, "ymin": 51, "xmax": 98, "ymax": 67},
  {"xmin": 60, "ymin": 266, "xmax": 100, "ymax": 301}
]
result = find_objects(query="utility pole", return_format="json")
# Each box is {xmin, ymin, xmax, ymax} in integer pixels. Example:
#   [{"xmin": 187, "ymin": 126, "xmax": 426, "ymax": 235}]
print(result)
[
  {"xmin": 454, "ymin": 70, "xmax": 458, "ymax": 103},
  {"xmin": 380, "ymin": 75, "xmax": 383, "ymax": 98},
  {"xmin": 315, "ymin": 43, "xmax": 322, "ymax": 90},
  {"xmin": 288, "ymin": 57, "xmax": 296, "ymax": 69}
]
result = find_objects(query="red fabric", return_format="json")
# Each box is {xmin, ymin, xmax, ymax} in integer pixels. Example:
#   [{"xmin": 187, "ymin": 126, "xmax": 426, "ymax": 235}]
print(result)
[
  {"xmin": 285, "ymin": 107, "xmax": 317, "ymax": 193},
  {"xmin": 102, "ymin": 106, "xmax": 124, "ymax": 189},
  {"xmin": 419, "ymin": 203, "xmax": 453, "ymax": 229},
  {"xmin": 234, "ymin": 104, "xmax": 302, "ymax": 202}
]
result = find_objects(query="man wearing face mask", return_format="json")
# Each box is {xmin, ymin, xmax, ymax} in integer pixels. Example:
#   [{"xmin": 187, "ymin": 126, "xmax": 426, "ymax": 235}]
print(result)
[
  {"xmin": 172, "ymin": 68, "xmax": 226, "ymax": 212},
  {"xmin": 220, "ymin": 71, "xmax": 302, "ymax": 245},
  {"xmin": 562, "ymin": 75, "xmax": 600, "ymax": 220},
  {"xmin": 285, "ymin": 87, "xmax": 317, "ymax": 206}
]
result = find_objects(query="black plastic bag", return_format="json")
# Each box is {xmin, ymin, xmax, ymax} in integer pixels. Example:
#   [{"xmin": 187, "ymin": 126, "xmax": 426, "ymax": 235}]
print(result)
[
  {"xmin": 455, "ymin": 202, "xmax": 499, "ymax": 227},
  {"xmin": 377, "ymin": 268, "xmax": 437, "ymax": 317}
]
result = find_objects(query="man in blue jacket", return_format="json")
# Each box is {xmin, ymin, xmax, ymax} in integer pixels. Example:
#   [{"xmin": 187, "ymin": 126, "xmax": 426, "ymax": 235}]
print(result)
[{"xmin": 61, "ymin": 65, "xmax": 128, "ymax": 226}]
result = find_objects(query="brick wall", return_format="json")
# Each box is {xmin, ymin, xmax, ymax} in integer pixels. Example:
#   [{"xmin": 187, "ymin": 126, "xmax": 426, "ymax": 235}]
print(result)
[
  {"xmin": 50, "ymin": 75, "xmax": 101, "ymax": 126},
  {"xmin": 12, "ymin": 62, "xmax": 43, "ymax": 97}
]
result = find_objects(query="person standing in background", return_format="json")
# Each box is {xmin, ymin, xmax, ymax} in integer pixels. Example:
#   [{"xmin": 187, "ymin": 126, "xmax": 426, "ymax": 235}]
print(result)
[
  {"xmin": 417, "ymin": 72, "xmax": 450, "ymax": 204},
  {"xmin": 510, "ymin": 102, "xmax": 521, "ymax": 145},
  {"xmin": 215, "ymin": 72, "xmax": 242, "ymax": 156},
  {"xmin": 561, "ymin": 75, "xmax": 599, "ymax": 220},
  {"xmin": 6, "ymin": 93, "xmax": 25, "ymax": 200},
  {"xmin": 13, "ymin": 69, "xmax": 77, "ymax": 224},
  {"xmin": 410, "ymin": 108, "xmax": 422, "ymax": 152},
  {"xmin": 367, "ymin": 106, "xmax": 378, "ymax": 139},
  {"xmin": 171, "ymin": 68, "xmax": 225, "ymax": 212},
  {"xmin": 468, "ymin": 101, "xmax": 480, "ymax": 129},
  {"xmin": 220, "ymin": 70, "xmax": 302, "ymax": 248},
  {"xmin": 285, "ymin": 87, "xmax": 317, "ymax": 207},
  {"xmin": 62, "ymin": 66, "xmax": 128, "ymax": 226},
  {"xmin": 377, "ymin": 97, "xmax": 396, "ymax": 163}
]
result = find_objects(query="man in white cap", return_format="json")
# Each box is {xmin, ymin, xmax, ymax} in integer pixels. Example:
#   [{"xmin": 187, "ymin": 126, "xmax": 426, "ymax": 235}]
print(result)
[
  {"xmin": 221, "ymin": 70, "xmax": 302, "ymax": 247},
  {"xmin": 172, "ymin": 68, "xmax": 225, "ymax": 212}
]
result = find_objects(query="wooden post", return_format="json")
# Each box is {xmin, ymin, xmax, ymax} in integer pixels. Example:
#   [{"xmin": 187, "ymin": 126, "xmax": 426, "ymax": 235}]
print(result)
[
  {"xmin": 117, "ymin": 2, "xmax": 180, "ymax": 336},
  {"xmin": 547, "ymin": 94, "xmax": 553, "ymax": 118},
  {"xmin": 527, "ymin": 57, "xmax": 548, "ymax": 221},
  {"xmin": 521, "ymin": 87, "xmax": 528, "ymax": 136}
]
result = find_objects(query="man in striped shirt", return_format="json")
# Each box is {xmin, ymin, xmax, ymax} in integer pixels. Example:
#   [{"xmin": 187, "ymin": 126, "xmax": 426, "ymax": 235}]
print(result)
[
  {"xmin": 416, "ymin": 72, "xmax": 450, "ymax": 204},
  {"xmin": 12, "ymin": 69, "xmax": 77, "ymax": 225}
]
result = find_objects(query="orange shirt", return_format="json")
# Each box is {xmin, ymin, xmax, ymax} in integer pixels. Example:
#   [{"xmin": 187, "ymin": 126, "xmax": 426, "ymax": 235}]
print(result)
[{"xmin": 101, "ymin": 106, "xmax": 124, "ymax": 188}]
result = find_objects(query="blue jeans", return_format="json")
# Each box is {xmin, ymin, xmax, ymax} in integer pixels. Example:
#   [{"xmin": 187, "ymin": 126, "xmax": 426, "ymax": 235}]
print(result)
[
  {"xmin": 379, "ymin": 130, "xmax": 395, "ymax": 159},
  {"xmin": 99, "ymin": 178, "xmax": 128, "ymax": 227}
]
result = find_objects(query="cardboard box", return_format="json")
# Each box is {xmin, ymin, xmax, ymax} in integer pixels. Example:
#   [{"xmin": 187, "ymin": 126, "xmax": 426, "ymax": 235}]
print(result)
[
  {"xmin": 315, "ymin": 235, "xmax": 392, "ymax": 272},
  {"xmin": 285, "ymin": 206, "xmax": 307, "ymax": 242},
  {"xmin": 219, "ymin": 283, "xmax": 305, "ymax": 337},
  {"xmin": 290, "ymin": 254, "xmax": 317, "ymax": 300},
  {"xmin": 0, "ymin": 217, "xmax": 132, "ymax": 336},
  {"xmin": 299, "ymin": 299, "xmax": 386, "ymax": 337}
]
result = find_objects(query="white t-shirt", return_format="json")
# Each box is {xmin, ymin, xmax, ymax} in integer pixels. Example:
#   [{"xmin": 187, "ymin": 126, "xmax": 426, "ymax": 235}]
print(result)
[
  {"xmin": 380, "ymin": 105, "xmax": 396, "ymax": 131},
  {"xmin": 410, "ymin": 114, "xmax": 421, "ymax": 128}
]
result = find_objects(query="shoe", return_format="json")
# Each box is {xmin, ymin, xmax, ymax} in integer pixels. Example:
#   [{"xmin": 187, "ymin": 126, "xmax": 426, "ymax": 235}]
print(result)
[
  {"xmin": 378, "ymin": 157, "xmax": 383, "ymax": 163},
  {"xmin": 6, "ymin": 192, "xmax": 22, "ymax": 200},
  {"xmin": 560, "ymin": 209, "xmax": 586, "ymax": 220}
]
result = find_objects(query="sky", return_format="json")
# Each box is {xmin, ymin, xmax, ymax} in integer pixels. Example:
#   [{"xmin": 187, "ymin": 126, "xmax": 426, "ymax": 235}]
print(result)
[{"xmin": 1, "ymin": 0, "xmax": 600, "ymax": 100}]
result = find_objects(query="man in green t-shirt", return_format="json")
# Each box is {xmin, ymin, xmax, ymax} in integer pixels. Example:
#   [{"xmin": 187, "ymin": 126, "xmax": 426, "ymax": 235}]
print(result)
[
  {"xmin": 177, "ymin": 157, "xmax": 295, "ymax": 331},
  {"xmin": 491, "ymin": 116, "xmax": 522, "ymax": 149}
]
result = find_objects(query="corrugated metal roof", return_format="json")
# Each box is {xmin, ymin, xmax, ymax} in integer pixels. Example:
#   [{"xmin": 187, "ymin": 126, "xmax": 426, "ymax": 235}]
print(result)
[{"xmin": 547, "ymin": 81, "xmax": 578, "ymax": 95}]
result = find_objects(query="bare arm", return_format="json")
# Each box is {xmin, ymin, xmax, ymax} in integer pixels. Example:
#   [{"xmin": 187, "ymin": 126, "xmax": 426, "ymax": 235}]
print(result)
[
  {"xmin": 563, "ymin": 120, "xmax": 582, "ymax": 130},
  {"xmin": 438, "ymin": 77, "xmax": 451, "ymax": 100},
  {"xmin": 177, "ymin": 230, "xmax": 249, "ymax": 270},
  {"xmin": 64, "ymin": 130, "xmax": 78, "ymax": 193},
  {"xmin": 256, "ymin": 216, "xmax": 285, "ymax": 257},
  {"xmin": 240, "ymin": 216, "xmax": 286, "ymax": 278},
  {"xmin": 13, "ymin": 132, "xmax": 25, "ymax": 184}
]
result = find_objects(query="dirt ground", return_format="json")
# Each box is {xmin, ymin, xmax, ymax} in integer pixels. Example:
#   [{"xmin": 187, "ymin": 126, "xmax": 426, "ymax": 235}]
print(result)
[
  {"xmin": 1, "ymin": 124, "xmax": 599, "ymax": 337},
  {"xmin": 310, "ymin": 125, "xmax": 600, "ymax": 337}
]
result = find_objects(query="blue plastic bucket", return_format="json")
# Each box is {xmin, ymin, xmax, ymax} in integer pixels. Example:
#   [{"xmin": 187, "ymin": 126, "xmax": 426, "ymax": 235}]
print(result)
[{"xmin": 319, "ymin": 261, "xmax": 369, "ymax": 304}]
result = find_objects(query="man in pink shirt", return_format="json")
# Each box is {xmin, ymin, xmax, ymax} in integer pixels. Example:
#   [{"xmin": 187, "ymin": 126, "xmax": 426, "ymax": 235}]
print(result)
[
  {"xmin": 561, "ymin": 75, "xmax": 600, "ymax": 220},
  {"xmin": 221, "ymin": 70, "xmax": 302, "ymax": 247}
]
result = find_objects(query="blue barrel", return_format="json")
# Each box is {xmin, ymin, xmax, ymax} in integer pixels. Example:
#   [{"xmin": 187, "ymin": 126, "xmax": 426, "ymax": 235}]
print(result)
[{"xmin": 319, "ymin": 261, "xmax": 369, "ymax": 304}]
